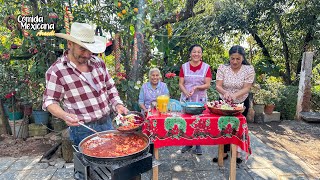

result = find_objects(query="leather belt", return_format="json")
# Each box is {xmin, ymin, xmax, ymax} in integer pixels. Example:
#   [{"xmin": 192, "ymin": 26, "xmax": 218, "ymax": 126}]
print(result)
[{"xmin": 86, "ymin": 115, "xmax": 109, "ymax": 125}]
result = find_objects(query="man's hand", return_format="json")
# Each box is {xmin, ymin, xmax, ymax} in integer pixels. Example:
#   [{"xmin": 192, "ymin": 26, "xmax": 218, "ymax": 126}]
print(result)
[
  {"xmin": 116, "ymin": 104, "xmax": 129, "ymax": 115},
  {"xmin": 64, "ymin": 114, "xmax": 81, "ymax": 126}
]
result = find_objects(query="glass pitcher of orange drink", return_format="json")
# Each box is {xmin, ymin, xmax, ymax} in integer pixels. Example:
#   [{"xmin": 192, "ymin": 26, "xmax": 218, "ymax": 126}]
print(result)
[{"xmin": 156, "ymin": 95, "xmax": 170, "ymax": 113}]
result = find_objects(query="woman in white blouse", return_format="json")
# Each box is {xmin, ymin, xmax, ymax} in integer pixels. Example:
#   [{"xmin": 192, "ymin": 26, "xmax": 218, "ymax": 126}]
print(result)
[{"xmin": 213, "ymin": 45, "xmax": 255, "ymax": 164}]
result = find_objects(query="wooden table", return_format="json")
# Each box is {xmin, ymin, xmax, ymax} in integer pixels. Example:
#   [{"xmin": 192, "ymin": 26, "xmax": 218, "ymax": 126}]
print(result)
[{"xmin": 142, "ymin": 108, "xmax": 251, "ymax": 180}]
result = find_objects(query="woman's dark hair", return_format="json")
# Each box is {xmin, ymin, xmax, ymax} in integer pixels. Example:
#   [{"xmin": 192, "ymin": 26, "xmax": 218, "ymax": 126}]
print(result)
[
  {"xmin": 188, "ymin": 44, "xmax": 203, "ymax": 54},
  {"xmin": 228, "ymin": 45, "xmax": 250, "ymax": 65}
]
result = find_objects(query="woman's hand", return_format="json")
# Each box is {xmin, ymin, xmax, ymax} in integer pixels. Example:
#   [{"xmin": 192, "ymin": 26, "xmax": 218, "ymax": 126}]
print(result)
[
  {"xmin": 223, "ymin": 92, "xmax": 237, "ymax": 103},
  {"xmin": 185, "ymin": 90, "xmax": 194, "ymax": 98},
  {"xmin": 223, "ymin": 92, "xmax": 231, "ymax": 100},
  {"xmin": 185, "ymin": 86, "xmax": 198, "ymax": 97}
]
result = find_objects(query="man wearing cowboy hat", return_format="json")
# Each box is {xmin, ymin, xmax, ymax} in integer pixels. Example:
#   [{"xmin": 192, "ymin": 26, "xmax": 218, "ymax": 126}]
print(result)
[{"xmin": 42, "ymin": 22, "xmax": 128, "ymax": 145}]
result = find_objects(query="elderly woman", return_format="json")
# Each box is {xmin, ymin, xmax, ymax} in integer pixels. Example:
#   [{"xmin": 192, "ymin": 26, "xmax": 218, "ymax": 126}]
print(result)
[{"xmin": 138, "ymin": 68, "xmax": 169, "ymax": 113}]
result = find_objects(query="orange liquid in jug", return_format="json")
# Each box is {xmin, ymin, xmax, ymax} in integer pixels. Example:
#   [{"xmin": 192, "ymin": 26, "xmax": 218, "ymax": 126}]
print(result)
[{"xmin": 156, "ymin": 95, "xmax": 169, "ymax": 113}]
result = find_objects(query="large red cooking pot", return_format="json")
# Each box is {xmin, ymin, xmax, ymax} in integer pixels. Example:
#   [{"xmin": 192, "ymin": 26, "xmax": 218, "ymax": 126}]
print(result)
[{"xmin": 74, "ymin": 130, "xmax": 150, "ymax": 163}]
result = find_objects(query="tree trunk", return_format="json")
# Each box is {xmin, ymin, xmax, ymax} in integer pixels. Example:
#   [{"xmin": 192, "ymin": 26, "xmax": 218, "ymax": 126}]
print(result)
[
  {"xmin": 248, "ymin": 29, "xmax": 274, "ymax": 64},
  {"xmin": 29, "ymin": 0, "xmax": 39, "ymax": 14},
  {"xmin": 296, "ymin": 14, "xmax": 316, "ymax": 82},
  {"xmin": 0, "ymin": 99, "xmax": 10, "ymax": 134},
  {"xmin": 152, "ymin": 0, "xmax": 202, "ymax": 29},
  {"xmin": 296, "ymin": 31, "xmax": 313, "ymax": 80},
  {"xmin": 274, "ymin": 13, "xmax": 291, "ymax": 85}
]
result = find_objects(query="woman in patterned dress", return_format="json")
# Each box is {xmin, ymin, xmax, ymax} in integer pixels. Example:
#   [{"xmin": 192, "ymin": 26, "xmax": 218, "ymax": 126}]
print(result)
[
  {"xmin": 179, "ymin": 44, "xmax": 212, "ymax": 155},
  {"xmin": 138, "ymin": 68, "xmax": 169, "ymax": 114},
  {"xmin": 212, "ymin": 45, "xmax": 255, "ymax": 163}
]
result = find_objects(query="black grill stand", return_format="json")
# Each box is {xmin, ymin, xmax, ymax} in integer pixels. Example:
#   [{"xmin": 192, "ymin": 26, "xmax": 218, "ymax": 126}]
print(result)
[{"xmin": 74, "ymin": 152, "xmax": 153, "ymax": 180}]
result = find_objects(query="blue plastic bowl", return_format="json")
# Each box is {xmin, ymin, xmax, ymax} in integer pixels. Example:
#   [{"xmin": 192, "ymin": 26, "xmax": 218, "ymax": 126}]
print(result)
[{"xmin": 181, "ymin": 102, "xmax": 205, "ymax": 115}]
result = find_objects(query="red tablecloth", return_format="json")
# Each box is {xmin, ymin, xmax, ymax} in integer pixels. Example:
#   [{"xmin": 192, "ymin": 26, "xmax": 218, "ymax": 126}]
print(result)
[{"xmin": 142, "ymin": 108, "xmax": 251, "ymax": 154}]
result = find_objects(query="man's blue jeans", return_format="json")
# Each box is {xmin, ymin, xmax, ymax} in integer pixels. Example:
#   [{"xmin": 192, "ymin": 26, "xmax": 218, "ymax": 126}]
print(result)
[{"xmin": 69, "ymin": 115, "xmax": 113, "ymax": 145}]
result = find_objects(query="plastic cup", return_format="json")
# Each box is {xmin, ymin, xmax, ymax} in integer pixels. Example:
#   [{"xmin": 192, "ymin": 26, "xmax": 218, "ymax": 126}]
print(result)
[{"xmin": 156, "ymin": 95, "xmax": 170, "ymax": 113}]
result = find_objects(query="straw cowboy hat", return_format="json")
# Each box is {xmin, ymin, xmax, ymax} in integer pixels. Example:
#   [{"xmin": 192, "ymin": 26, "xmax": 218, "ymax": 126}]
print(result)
[{"xmin": 55, "ymin": 22, "xmax": 106, "ymax": 54}]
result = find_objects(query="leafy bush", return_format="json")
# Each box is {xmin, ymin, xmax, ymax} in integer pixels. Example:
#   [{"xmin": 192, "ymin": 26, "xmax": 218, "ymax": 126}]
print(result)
[
  {"xmin": 276, "ymin": 85, "xmax": 298, "ymax": 120},
  {"xmin": 113, "ymin": 72, "xmax": 142, "ymax": 111},
  {"xmin": 311, "ymin": 85, "xmax": 320, "ymax": 111},
  {"xmin": 163, "ymin": 72, "xmax": 180, "ymax": 100},
  {"xmin": 207, "ymin": 81, "xmax": 219, "ymax": 101}
]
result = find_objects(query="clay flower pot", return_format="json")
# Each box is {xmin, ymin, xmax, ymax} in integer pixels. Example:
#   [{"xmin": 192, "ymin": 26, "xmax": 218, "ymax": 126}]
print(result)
[{"xmin": 264, "ymin": 104, "xmax": 275, "ymax": 115}]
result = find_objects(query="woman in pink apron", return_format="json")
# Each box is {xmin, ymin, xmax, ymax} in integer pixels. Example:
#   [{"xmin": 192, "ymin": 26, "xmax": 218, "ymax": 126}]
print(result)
[{"xmin": 179, "ymin": 44, "xmax": 212, "ymax": 155}]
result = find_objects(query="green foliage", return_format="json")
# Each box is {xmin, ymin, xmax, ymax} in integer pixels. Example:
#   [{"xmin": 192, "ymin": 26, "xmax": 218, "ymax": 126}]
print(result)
[
  {"xmin": 253, "ymin": 59, "xmax": 282, "ymax": 83},
  {"xmin": 311, "ymin": 85, "xmax": 320, "ymax": 111},
  {"xmin": 252, "ymin": 76, "xmax": 284, "ymax": 105},
  {"xmin": 276, "ymin": 85, "xmax": 298, "ymax": 120},
  {"xmin": 163, "ymin": 74, "xmax": 180, "ymax": 100},
  {"xmin": 0, "ymin": 60, "xmax": 31, "ymax": 111},
  {"xmin": 207, "ymin": 82, "xmax": 219, "ymax": 101},
  {"xmin": 113, "ymin": 73, "xmax": 142, "ymax": 111},
  {"xmin": 252, "ymin": 76, "xmax": 299, "ymax": 119},
  {"xmin": 252, "ymin": 88, "xmax": 272, "ymax": 105}
]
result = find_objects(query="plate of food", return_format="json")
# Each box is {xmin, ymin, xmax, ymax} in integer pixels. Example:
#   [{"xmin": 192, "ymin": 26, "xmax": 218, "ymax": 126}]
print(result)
[
  {"xmin": 207, "ymin": 100, "xmax": 245, "ymax": 116},
  {"xmin": 112, "ymin": 111, "xmax": 144, "ymax": 132}
]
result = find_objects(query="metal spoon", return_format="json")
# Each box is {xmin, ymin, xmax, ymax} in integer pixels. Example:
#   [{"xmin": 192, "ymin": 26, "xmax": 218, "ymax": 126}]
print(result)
[
  {"xmin": 65, "ymin": 115, "xmax": 102, "ymax": 137},
  {"xmin": 78, "ymin": 121, "xmax": 100, "ymax": 135}
]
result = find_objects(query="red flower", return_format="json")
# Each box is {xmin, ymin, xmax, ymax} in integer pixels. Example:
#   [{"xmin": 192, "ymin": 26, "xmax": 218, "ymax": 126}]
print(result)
[
  {"xmin": 33, "ymin": 48, "xmax": 38, "ymax": 54},
  {"xmin": 5, "ymin": 91, "xmax": 16, "ymax": 99},
  {"xmin": 165, "ymin": 72, "xmax": 176, "ymax": 78},
  {"xmin": 24, "ymin": 78, "xmax": 30, "ymax": 84},
  {"xmin": 2, "ymin": 53, "xmax": 10, "ymax": 60},
  {"xmin": 116, "ymin": 72, "xmax": 127, "ymax": 80},
  {"xmin": 48, "ymin": 12, "xmax": 58, "ymax": 19}
]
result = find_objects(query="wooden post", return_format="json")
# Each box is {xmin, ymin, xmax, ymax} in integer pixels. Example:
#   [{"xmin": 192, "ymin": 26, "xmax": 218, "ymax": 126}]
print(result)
[
  {"xmin": 229, "ymin": 144, "xmax": 237, "ymax": 180},
  {"xmin": 61, "ymin": 128, "xmax": 73, "ymax": 163},
  {"xmin": 218, "ymin": 145, "xmax": 224, "ymax": 167},
  {"xmin": 296, "ymin": 52, "xmax": 314, "ymax": 120},
  {"xmin": 152, "ymin": 148, "xmax": 159, "ymax": 180}
]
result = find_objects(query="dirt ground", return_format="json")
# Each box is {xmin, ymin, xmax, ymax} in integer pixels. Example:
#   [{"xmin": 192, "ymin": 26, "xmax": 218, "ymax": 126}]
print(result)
[
  {"xmin": 0, "ymin": 133, "xmax": 55, "ymax": 157},
  {"xmin": 0, "ymin": 120, "xmax": 319, "ymax": 171},
  {"xmin": 248, "ymin": 120, "xmax": 320, "ymax": 170}
]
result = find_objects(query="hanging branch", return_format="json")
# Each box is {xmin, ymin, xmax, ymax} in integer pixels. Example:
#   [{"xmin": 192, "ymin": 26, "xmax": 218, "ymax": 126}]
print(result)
[{"xmin": 152, "ymin": 0, "xmax": 204, "ymax": 29}]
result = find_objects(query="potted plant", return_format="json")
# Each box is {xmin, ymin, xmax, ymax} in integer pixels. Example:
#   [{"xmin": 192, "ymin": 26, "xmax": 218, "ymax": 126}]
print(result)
[
  {"xmin": 251, "ymin": 84, "xmax": 266, "ymax": 114},
  {"xmin": 252, "ymin": 83, "xmax": 283, "ymax": 115},
  {"xmin": 30, "ymin": 77, "xmax": 50, "ymax": 125},
  {"xmin": 0, "ymin": 63, "xmax": 30, "ymax": 120},
  {"xmin": 3, "ymin": 91, "xmax": 23, "ymax": 120},
  {"xmin": 262, "ymin": 90, "xmax": 277, "ymax": 114},
  {"xmin": 263, "ymin": 83, "xmax": 283, "ymax": 114},
  {"xmin": 29, "ymin": 58, "xmax": 49, "ymax": 125},
  {"xmin": 28, "ymin": 36, "xmax": 60, "ymax": 125}
]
